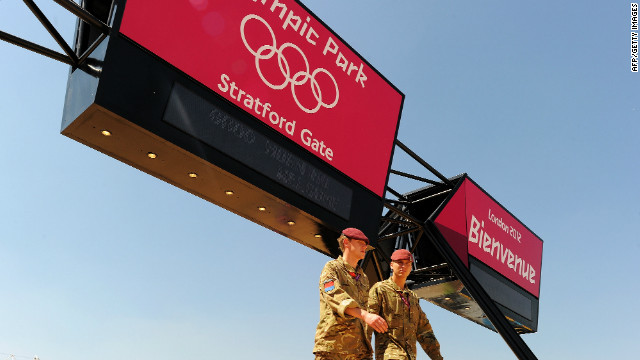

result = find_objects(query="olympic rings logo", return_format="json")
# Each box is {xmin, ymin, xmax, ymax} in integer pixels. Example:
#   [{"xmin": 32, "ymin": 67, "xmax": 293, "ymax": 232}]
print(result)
[{"xmin": 240, "ymin": 14, "xmax": 339, "ymax": 114}]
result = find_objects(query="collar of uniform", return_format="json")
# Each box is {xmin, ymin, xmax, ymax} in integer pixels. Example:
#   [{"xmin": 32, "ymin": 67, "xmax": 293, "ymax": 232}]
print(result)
[
  {"xmin": 337, "ymin": 255, "xmax": 361, "ymax": 274},
  {"xmin": 385, "ymin": 277, "xmax": 408, "ymax": 293}
]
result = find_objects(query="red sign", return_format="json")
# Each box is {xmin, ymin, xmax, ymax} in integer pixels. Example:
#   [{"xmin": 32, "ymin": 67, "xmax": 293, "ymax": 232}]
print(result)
[
  {"xmin": 119, "ymin": 0, "xmax": 403, "ymax": 197},
  {"xmin": 435, "ymin": 178, "xmax": 543, "ymax": 297}
]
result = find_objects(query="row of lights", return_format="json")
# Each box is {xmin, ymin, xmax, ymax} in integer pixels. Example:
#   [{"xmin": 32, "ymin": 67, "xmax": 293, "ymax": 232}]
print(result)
[
  {"xmin": 102, "ymin": 128, "xmax": 322, "ymax": 239},
  {"xmin": 103, "ymin": 128, "xmax": 203, "ymax": 180}
]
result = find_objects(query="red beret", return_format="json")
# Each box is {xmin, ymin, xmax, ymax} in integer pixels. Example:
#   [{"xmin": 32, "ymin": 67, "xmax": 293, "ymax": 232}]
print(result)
[
  {"xmin": 342, "ymin": 227, "xmax": 369, "ymax": 244},
  {"xmin": 391, "ymin": 249, "xmax": 413, "ymax": 261}
]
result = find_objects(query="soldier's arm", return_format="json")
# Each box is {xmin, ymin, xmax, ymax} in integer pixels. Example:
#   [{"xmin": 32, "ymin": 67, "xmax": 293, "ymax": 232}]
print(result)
[
  {"xmin": 365, "ymin": 283, "xmax": 387, "ymax": 337},
  {"xmin": 344, "ymin": 306, "xmax": 387, "ymax": 333},
  {"xmin": 319, "ymin": 263, "xmax": 359, "ymax": 317},
  {"xmin": 416, "ymin": 305, "xmax": 444, "ymax": 360},
  {"xmin": 318, "ymin": 264, "xmax": 388, "ymax": 332}
]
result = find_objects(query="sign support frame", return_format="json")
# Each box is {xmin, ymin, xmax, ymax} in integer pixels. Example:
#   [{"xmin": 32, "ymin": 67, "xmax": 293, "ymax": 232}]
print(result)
[{"xmin": 376, "ymin": 140, "xmax": 539, "ymax": 360}]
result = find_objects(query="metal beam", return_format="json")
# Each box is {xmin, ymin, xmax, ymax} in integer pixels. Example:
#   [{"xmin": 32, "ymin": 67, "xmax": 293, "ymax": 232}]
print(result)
[
  {"xmin": 77, "ymin": 32, "xmax": 107, "ymax": 69},
  {"xmin": 377, "ymin": 226, "xmax": 421, "ymax": 243},
  {"xmin": 374, "ymin": 246, "xmax": 392, "ymax": 266},
  {"xmin": 408, "ymin": 228, "xmax": 424, "ymax": 254},
  {"xmin": 390, "ymin": 169, "xmax": 442, "ymax": 186},
  {"xmin": 379, "ymin": 217, "xmax": 414, "ymax": 227},
  {"xmin": 386, "ymin": 185, "xmax": 408, "ymax": 201},
  {"xmin": 0, "ymin": 30, "xmax": 73, "ymax": 65},
  {"xmin": 383, "ymin": 198, "xmax": 412, "ymax": 205},
  {"xmin": 395, "ymin": 140, "xmax": 454, "ymax": 187},
  {"xmin": 1, "ymin": 0, "xmax": 112, "ymax": 67},
  {"xmin": 53, "ymin": 0, "xmax": 110, "ymax": 34},
  {"xmin": 383, "ymin": 202, "xmax": 423, "ymax": 227},
  {"xmin": 23, "ymin": 0, "xmax": 79, "ymax": 66}
]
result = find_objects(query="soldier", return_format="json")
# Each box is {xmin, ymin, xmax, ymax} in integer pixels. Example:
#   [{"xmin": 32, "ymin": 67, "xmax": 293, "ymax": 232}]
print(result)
[
  {"xmin": 368, "ymin": 249, "xmax": 444, "ymax": 360},
  {"xmin": 313, "ymin": 228, "xmax": 389, "ymax": 360}
]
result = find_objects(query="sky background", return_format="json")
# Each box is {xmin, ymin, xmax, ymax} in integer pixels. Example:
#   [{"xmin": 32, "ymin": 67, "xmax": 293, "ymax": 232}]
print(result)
[{"xmin": 1, "ymin": 1, "xmax": 638, "ymax": 359}]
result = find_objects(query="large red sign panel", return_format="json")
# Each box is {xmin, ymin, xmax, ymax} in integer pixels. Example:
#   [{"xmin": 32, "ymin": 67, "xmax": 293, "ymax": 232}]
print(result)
[
  {"xmin": 119, "ymin": 0, "xmax": 403, "ymax": 197},
  {"xmin": 435, "ymin": 179, "xmax": 543, "ymax": 297}
]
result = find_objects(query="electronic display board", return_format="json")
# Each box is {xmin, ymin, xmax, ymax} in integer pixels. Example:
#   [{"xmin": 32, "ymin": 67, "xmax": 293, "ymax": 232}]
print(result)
[
  {"xmin": 119, "ymin": 0, "xmax": 404, "ymax": 197},
  {"xmin": 60, "ymin": 0, "xmax": 403, "ymax": 264},
  {"xmin": 163, "ymin": 82, "xmax": 353, "ymax": 218}
]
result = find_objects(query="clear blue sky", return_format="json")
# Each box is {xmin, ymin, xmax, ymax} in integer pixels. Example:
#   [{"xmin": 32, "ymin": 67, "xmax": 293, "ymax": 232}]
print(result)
[{"xmin": 1, "ymin": 1, "xmax": 638, "ymax": 359}]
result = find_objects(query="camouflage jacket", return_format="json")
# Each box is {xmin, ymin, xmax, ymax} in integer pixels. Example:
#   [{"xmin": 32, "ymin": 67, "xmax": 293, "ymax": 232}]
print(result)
[
  {"xmin": 313, "ymin": 256, "xmax": 372, "ymax": 357},
  {"xmin": 368, "ymin": 279, "xmax": 443, "ymax": 360}
]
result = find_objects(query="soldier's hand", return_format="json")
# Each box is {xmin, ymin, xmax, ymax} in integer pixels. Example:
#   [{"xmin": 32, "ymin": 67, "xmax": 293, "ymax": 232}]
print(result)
[{"xmin": 363, "ymin": 312, "xmax": 388, "ymax": 333}]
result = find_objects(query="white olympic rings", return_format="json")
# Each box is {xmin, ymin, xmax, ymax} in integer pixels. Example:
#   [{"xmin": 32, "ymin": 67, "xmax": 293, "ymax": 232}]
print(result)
[{"xmin": 240, "ymin": 14, "xmax": 339, "ymax": 114}]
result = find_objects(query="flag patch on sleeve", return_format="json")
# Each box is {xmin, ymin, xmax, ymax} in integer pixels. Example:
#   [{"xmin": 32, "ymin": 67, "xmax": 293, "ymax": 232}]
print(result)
[{"xmin": 324, "ymin": 280, "xmax": 335, "ymax": 292}]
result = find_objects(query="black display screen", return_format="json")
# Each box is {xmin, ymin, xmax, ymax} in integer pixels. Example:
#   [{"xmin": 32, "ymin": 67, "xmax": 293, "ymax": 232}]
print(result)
[
  {"xmin": 163, "ymin": 82, "xmax": 353, "ymax": 218},
  {"xmin": 470, "ymin": 260, "xmax": 534, "ymax": 320}
]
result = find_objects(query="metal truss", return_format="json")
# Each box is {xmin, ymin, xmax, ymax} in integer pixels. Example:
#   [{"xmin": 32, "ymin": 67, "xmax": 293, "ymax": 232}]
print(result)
[
  {"xmin": 371, "ymin": 139, "xmax": 454, "ymax": 279},
  {"xmin": 0, "ymin": 0, "xmax": 110, "ymax": 68}
]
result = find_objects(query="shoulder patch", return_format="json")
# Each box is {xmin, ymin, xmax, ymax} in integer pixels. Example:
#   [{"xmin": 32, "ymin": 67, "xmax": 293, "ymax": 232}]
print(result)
[{"xmin": 323, "ymin": 279, "xmax": 335, "ymax": 292}]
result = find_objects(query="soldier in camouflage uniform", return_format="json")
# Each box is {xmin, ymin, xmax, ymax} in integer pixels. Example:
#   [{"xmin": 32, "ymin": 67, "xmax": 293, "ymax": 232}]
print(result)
[
  {"xmin": 314, "ymin": 228, "xmax": 389, "ymax": 360},
  {"xmin": 368, "ymin": 249, "xmax": 444, "ymax": 360}
]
